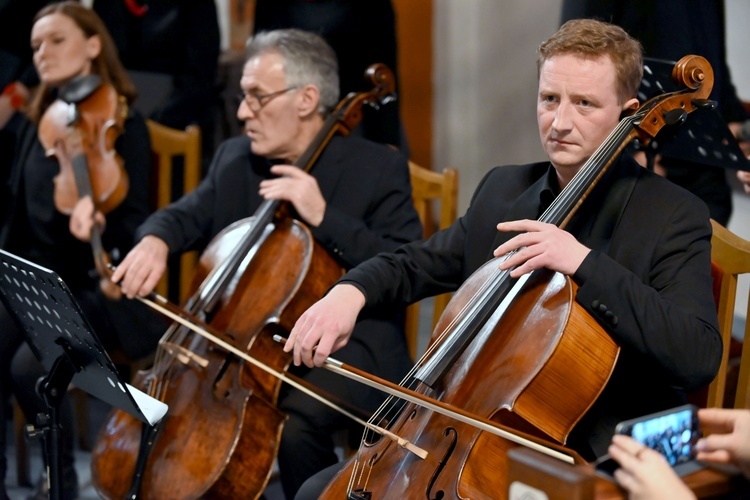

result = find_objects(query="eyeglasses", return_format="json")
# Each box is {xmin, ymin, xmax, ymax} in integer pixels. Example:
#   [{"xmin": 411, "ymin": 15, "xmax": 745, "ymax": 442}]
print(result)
[{"xmin": 237, "ymin": 86, "xmax": 297, "ymax": 113}]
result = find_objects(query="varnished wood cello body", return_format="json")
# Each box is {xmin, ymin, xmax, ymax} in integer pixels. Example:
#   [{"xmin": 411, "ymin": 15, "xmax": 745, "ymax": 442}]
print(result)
[
  {"xmin": 321, "ymin": 55, "xmax": 716, "ymax": 499},
  {"xmin": 90, "ymin": 64, "xmax": 397, "ymax": 499}
]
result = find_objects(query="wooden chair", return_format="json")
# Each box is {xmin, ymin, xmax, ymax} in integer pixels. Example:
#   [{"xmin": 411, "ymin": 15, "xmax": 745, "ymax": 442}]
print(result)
[
  {"xmin": 404, "ymin": 161, "xmax": 459, "ymax": 360},
  {"xmin": 146, "ymin": 119, "xmax": 202, "ymax": 303},
  {"xmin": 705, "ymin": 219, "xmax": 750, "ymax": 409}
]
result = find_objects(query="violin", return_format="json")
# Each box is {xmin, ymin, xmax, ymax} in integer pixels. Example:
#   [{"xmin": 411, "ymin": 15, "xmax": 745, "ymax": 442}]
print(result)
[
  {"xmin": 91, "ymin": 64, "xmax": 399, "ymax": 499},
  {"xmin": 38, "ymin": 74, "xmax": 129, "ymax": 300},
  {"xmin": 317, "ymin": 55, "xmax": 716, "ymax": 499}
]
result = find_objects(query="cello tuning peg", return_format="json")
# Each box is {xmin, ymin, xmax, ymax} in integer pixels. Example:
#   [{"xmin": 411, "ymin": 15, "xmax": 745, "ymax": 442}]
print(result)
[
  {"xmin": 664, "ymin": 109, "xmax": 688, "ymax": 126},
  {"xmin": 691, "ymin": 98, "xmax": 717, "ymax": 110},
  {"xmin": 380, "ymin": 93, "xmax": 396, "ymax": 106}
]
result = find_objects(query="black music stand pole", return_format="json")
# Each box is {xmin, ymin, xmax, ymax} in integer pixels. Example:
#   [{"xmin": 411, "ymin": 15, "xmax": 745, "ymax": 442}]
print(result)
[
  {"xmin": 0, "ymin": 250, "xmax": 167, "ymax": 500},
  {"xmin": 27, "ymin": 352, "xmax": 77, "ymax": 500}
]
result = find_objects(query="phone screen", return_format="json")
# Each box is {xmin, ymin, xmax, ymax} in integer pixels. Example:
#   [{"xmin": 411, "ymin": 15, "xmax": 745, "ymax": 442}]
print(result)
[
  {"xmin": 596, "ymin": 405, "xmax": 703, "ymax": 479},
  {"xmin": 616, "ymin": 405, "xmax": 699, "ymax": 467}
]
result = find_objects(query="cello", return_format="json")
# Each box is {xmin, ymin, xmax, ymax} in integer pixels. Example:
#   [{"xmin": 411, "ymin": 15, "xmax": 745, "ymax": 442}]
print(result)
[
  {"xmin": 317, "ymin": 55, "xmax": 716, "ymax": 499},
  {"xmin": 38, "ymin": 74, "xmax": 129, "ymax": 300},
  {"xmin": 91, "ymin": 64, "xmax": 398, "ymax": 499}
]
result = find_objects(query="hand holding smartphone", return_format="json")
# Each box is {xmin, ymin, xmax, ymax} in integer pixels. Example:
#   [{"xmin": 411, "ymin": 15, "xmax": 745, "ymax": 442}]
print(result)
[{"xmin": 595, "ymin": 404, "xmax": 704, "ymax": 479}]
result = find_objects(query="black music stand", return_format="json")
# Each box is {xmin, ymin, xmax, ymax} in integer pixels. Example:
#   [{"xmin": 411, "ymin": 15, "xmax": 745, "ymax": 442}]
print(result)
[
  {"xmin": 636, "ymin": 57, "xmax": 750, "ymax": 172},
  {"xmin": 0, "ymin": 250, "xmax": 167, "ymax": 500}
]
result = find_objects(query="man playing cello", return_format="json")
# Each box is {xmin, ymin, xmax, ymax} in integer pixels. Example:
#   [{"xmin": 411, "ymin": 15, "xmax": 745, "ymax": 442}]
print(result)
[
  {"xmin": 112, "ymin": 29, "xmax": 421, "ymax": 499},
  {"xmin": 287, "ymin": 18, "xmax": 722, "ymax": 497}
]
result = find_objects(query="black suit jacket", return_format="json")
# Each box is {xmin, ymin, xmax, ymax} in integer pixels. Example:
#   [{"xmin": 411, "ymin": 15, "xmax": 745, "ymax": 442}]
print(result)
[
  {"xmin": 137, "ymin": 133, "xmax": 422, "ymax": 383},
  {"xmin": 344, "ymin": 154, "xmax": 722, "ymax": 458}
]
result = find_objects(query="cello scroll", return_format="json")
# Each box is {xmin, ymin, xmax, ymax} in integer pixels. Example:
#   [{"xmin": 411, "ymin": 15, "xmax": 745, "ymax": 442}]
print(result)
[
  {"xmin": 633, "ymin": 55, "xmax": 715, "ymax": 142},
  {"xmin": 91, "ymin": 61, "xmax": 406, "ymax": 499},
  {"xmin": 315, "ymin": 54, "xmax": 719, "ymax": 500},
  {"xmin": 292, "ymin": 63, "xmax": 397, "ymax": 177},
  {"xmin": 333, "ymin": 63, "xmax": 396, "ymax": 133}
]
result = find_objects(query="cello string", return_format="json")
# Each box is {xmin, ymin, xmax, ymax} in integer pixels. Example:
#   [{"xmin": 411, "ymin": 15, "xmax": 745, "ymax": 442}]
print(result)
[
  {"xmin": 137, "ymin": 293, "xmax": 429, "ymax": 459},
  {"xmin": 345, "ymin": 62, "xmax": 712, "ymax": 493},
  {"xmin": 350, "ymin": 107, "xmax": 650, "ymax": 485},
  {"xmin": 142, "ymin": 67, "xmax": 401, "ymax": 411},
  {"xmin": 92, "ymin": 65, "xmax": 418, "ymax": 498},
  {"xmin": 402, "ymin": 117, "xmax": 637, "ymax": 378},
  {"xmin": 180, "ymin": 65, "xmax": 397, "ymax": 328},
  {"xmin": 413, "ymin": 112, "xmax": 640, "ymax": 374},
  {"xmin": 266, "ymin": 331, "xmax": 580, "ymax": 465},
  {"xmin": 320, "ymin": 355, "xmax": 576, "ymax": 463},
  {"xmin": 141, "ymin": 289, "xmax": 572, "ymax": 463},
  {"xmin": 346, "ymin": 109, "xmax": 652, "ymax": 493},
  {"xmin": 364, "ymin": 264, "xmax": 531, "ymax": 453}
]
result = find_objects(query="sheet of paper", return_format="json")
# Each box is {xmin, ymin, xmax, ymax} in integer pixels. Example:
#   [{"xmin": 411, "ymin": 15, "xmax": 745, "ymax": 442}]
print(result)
[{"xmin": 126, "ymin": 383, "xmax": 168, "ymax": 426}]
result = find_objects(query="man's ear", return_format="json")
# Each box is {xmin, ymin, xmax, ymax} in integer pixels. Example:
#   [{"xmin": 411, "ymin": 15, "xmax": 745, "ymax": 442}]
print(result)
[
  {"xmin": 623, "ymin": 97, "xmax": 639, "ymax": 113},
  {"xmin": 619, "ymin": 97, "xmax": 640, "ymax": 119},
  {"xmin": 297, "ymin": 84, "xmax": 321, "ymax": 118}
]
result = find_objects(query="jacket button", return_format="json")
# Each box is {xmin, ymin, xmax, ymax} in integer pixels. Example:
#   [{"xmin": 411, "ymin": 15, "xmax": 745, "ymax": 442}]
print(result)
[{"xmin": 605, "ymin": 310, "xmax": 618, "ymax": 325}]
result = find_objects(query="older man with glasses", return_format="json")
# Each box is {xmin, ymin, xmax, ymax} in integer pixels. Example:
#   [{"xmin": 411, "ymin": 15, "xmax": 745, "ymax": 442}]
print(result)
[{"xmin": 112, "ymin": 28, "xmax": 422, "ymax": 499}]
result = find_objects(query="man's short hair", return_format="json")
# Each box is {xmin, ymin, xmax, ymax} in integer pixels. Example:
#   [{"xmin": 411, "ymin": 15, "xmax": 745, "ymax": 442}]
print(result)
[
  {"xmin": 538, "ymin": 18, "xmax": 643, "ymax": 104},
  {"xmin": 246, "ymin": 28, "xmax": 340, "ymax": 114}
]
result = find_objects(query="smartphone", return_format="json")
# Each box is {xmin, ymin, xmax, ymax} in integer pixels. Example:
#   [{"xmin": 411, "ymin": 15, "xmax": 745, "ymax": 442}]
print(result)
[{"xmin": 595, "ymin": 404, "xmax": 703, "ymax": 479}]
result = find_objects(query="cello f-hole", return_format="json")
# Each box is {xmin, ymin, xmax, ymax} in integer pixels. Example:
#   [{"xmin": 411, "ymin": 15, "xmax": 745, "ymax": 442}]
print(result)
[{"xmin": 427, "ymin": 427, "xmax": 458, "ymax": 500}]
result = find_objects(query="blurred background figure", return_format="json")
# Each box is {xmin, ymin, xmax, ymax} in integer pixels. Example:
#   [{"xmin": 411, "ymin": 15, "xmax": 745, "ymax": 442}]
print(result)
[
  {"xmin": 91, "ymin": 0, "xmax": 221, "ymax": 173},
  {"xmin": 0, "ymin": 0, "xmax": 58, "ymax": 208},
  {"xmin": 0, "ymin": 3, "xmax": 165, "ymax": 498},
  {"xmin": 561, "ymin": 0, "xmax": 750, "ymax": 226},
  {"xmin": 253, "ymin": 0, "xmax": 409, "ymax": 155}
]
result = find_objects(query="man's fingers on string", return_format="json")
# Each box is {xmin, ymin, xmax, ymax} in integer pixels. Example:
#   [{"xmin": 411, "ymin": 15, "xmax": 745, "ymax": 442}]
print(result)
[{"xmin": 283, "ymin": 329, "xmax": 296, "ymax": 352}]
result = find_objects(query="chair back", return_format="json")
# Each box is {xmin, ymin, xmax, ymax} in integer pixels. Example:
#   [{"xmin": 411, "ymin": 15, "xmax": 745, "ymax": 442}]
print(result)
[
  {"xmin": 706, "ymin": 219, "xmax": 750, "ymax": 409},
  {"xmin": 146, "ymin": 119, "xmax": 201, "ymax": 303},
  {"xmin": 405, "ymin": 161, "xmax": 459, "ymax": 359}
]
